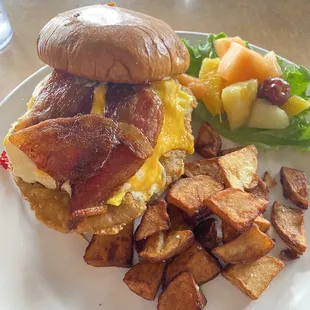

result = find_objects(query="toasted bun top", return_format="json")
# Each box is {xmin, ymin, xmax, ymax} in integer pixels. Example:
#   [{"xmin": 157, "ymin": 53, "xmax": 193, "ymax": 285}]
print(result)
[{"xmin": 37, "ymin": 5, "xmax": 189, "ymax": 83}]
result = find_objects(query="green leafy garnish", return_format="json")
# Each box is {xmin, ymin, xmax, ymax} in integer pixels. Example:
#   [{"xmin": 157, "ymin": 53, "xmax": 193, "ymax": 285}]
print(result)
[
  {"xmin": 182, "ymin": 32, "xmax": 226, "ymax": 77},
  {"xmin": 277, "ymin": 56, "xmax": 284, "ymax": 67},
  {"xmin": 195, "ymin": 102, "xmax": 310, "ymax": 151},
  {"xmin": 282, "ymin": 65, "xmax": 310, "ymax": 99},
  {"xmin": 184, "ymin": 34, "xmax": 310, "ymax": 151}
]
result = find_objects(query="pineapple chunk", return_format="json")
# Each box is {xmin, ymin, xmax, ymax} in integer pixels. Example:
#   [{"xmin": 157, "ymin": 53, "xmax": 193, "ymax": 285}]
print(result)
[
  {"xmin": 264, "ymin": 51, "xmax": 282, "ymax": 77},
  {"xmin": 281, "ymin": 95, "xmax": 310, "ymax": 117},
  {"xmin": 199, "ymin": 58, "xmax": 225, "ymax": 116},
  {"xmin": 248, "ymin": 99, "xmax": 289, "ymax": 129},
  {"xmin": 221, "ymin": 79, "xmax": 258, "ymax": 130}
]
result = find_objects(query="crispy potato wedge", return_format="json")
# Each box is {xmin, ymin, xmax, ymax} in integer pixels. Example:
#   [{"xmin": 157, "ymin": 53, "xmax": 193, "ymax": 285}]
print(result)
[
  {"xmin": 280, "ymin": 167, "xmax": 309, "ymax": 209},
  {"xmin": 263, "ymin": 171, "xmax": 277, "ymax": 190},
  {"xmin": 167, "ymin": 205, "xmax": 193, "ymax": 231},
  {"xmin": 222, "ymin": 256, "xmax": 284, "ymax": 300},
  {"xmin": 139, "ymin": 230, "xmax": 194, "ymax": 262},
  {"xmin": 254, "ymin": 215, "xmax": 271, "ymax": 233},
  {"xmin": 246, "ymin": 178, "xmax": 269, "ymax": 201},
  {"xmin": 205, "ymin": 188, "xmax": 268, "ymax": 232},
  {"xmin": 222, "ymin": 215, "xmax": 271, "ymax": 243},
  {"xmin": 123, "ymin": 261, "xmax": 166, "ymax": 300},
  {"xmin": 271, "ymin": 201, "xmax": 307, "ymax": 255},
  {"xmin": 158, "ymin": 272, "xmax": 207, "ymax": 310},
  {"xmin": 220, "ymin": 146, "xmax": 245, "ymax": 156},
  {"xmin": 212, "ymin": 224, "xmax": 274, "ymax": 263},
  {"xmin": 164, "ymin": 241, "xmax": 221, "ymax": 286},
  {"xmin": 195, "ymin": 122, "xmax": 222, "ymax": 159},
  {"xmin": 135, "ymin": 200, "xmax": 170, "ymax": 241},
  {"xmin": 184, "ymin": 158, "xmax": 226, "ymax": 184},
  {"xmin": 222, "ymin": 220, "xmax": 239, "ymax": 243},
  {"xmin": 84, "ymin": 222, "xmax": 133, "ymax": 267},
  {"xmin": 194, "ymin": 218, "xmax": 219, "ymax": 250},
  {"xmin": 166, "ymin": 175, "xmax": 224, "ymax": 217},
  {"xmin": 218, "ymin": 145, "xmax": 258, "ymax": 189}
]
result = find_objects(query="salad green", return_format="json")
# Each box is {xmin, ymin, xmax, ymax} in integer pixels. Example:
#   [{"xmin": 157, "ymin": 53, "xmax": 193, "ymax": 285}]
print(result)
[
  {"xmin": 183, "ymin": 32, "xmax": 226, "ymax": 77},
  {"xmin": 184, "ymin": 33, "xmax": 310, "ymax": 151}
]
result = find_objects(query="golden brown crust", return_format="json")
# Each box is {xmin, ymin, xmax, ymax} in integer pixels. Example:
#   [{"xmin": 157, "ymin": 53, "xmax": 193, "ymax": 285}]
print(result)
[
  {"xmin": 15, "ymin": 177, "xmax": 145, "ymax": 234},
  {"xmin": 37, "ymin": 5, "xmax": 189, "ymax": 83},
  {"xmin": 84, "ymin": 223, "xmax": 134, "ymax": 267},
  {"xmin": 14, "ymin": 147, "xmax": 188, "ymax": 234}
]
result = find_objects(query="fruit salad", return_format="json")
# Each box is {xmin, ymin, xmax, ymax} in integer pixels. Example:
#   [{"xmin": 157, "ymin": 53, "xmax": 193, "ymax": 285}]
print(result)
[{"xmin": 178, "ymin": 33, "xmax": 310, "ymax": 150}]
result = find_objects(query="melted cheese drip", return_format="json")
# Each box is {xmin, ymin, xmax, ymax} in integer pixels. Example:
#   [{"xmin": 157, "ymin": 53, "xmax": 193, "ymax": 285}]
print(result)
[
  {"xmin": 90, "ymin": 83, "xmax": 108, "ymax": 115},
  {"xmin": 107, "ymin": 79, "xmax": 194, "ymax": 206}
]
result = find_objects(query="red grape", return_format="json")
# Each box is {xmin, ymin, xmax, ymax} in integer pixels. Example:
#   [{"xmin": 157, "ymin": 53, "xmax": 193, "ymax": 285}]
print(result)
[{"xmin": 258, "ymin": 77, "xmax": 291, "ymax": 106}]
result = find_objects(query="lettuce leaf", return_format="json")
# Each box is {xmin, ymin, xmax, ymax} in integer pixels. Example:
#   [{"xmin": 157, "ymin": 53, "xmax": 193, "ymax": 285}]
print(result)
[
  {"xmin": 182, "ymin": 32, "xmax": 226, "ymax": 77},
  {"xmin": 184, "ymin": 34, "xmax": 310, "ymax": 151},
  {"xmin": 195, "ymin": 102, "xmax": 310, "ymax": 151},
  {"xmin": 282, "ymin": 65, "xmax": 310, "ymax": 99}
]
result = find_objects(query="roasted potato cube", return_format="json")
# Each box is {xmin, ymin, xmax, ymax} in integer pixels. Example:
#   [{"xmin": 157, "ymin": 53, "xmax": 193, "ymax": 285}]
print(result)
[
  {"xmin": 167, "ymin": 205, "xmax": 193, "ymax": 231},
  {"xmin": 164, "ymin": 241, "xmax": 221, "ymax": 286},
  {"xmin": 135, "ymin": 200, "xmax": 170, "ymax": 241},
  {"xmin": 158, "ymin": 272, "xmax": 207, "ymax": 310},
  {"xmin": 84, "ymin": 222, "xmax": 133, "ymax": 267},
  {"xmin": 263, "ymin": 171, "xmax": 277, "ymax": 190},
  {"xmin": 220, "ymin": 146, "xmax": 245, "ymax": 156},
  {"xmin": 212, "ymin": 224, "xmax": 274, "ymax": 263},
  {"xmin": 222, "ymin": 256, "xmax": 284, "ymax": 300},
  {"xmin": 195, "ymin": 122, "xmax": 222, "ymax": 158},
  {"xmin": 123, "ymin": 261, "xmax": 166, "ymax": 300},
  {"xmin": 222, "ymin": 220, "xmax": 239, "ymax": 243},
  {"xmin": 254, "ymin": 214, "xmax": 271, "ymax": 232},
  {"xmin": 218, "ymin": 145, "xmax": 258, "ymax": 189},
  {"xmin": 222, "ymin": 215, "xmax": 270, "ymax": 243},
  {"xmin": 271, "ymin": 201, "xmax": 307, "ymax": 255},
  {"xmin": 139, "ymin": 230, "xmax": 194, "ymax": 262},
  {"xmin": 246, "ymin": 178, "xmax": 269, "ymax": 201},
  {"xmin": 205, "ymin": 188, "xmax": 268, "ymax": 232},
  {"xmin": 194, "ymin": 218, "xmax": 219, "ymax": 250},
  {"xmin": 184, "ymin": 158, "xmax": 225, "ymax": 184},
  {"xmin": 166, "ymin": 175, "xmax": 223, "ymax": 217},
  {"xmin": 280, "ymin": 167, "xmax": 308, "ymax": 209}
]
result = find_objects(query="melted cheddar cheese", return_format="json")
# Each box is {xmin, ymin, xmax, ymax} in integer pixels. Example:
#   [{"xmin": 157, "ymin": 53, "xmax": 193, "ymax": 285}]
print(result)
[
  {"xmin": 107, "ymin": 79, "xmax": 194, "ymax": 205},
  {"xmin": 90, "ymin": 83, "xmax": 108, "ymax": 115}
]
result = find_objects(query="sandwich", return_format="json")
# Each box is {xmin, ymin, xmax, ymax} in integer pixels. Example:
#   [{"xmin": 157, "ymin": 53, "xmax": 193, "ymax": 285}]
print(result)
[{"xmin": 3, "ymin": 4, "xmax": 196, "ymax": 235}]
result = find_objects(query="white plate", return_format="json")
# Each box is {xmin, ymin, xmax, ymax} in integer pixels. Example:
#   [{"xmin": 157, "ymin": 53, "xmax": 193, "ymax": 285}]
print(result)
[{"xmin": 0, "ymin": 32, "xmax": 309, "ymax": 310}]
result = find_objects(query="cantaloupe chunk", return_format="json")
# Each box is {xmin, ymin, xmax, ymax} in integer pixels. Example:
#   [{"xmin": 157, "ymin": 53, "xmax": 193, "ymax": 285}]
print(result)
[
  {"xmin": 199, "ymin": 58, "xmax": 225, "ymax": 116},
  {"xmin": 218, "ymin": 43, "xmax": 281, "ymax": 85},
  {"xmin": 214, "ymin": 36, "xmax": 246, "ymax": 58},
  {"xmin": 281, "ymin": 95, "xmax": 310, "ymax": 117}
]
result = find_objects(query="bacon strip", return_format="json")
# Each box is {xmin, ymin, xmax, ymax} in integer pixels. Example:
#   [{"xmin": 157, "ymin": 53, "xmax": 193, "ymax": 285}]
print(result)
[
  {"xmin": 15, "ymin": 70, "xmax": 95, "ymax": 131},
  {"xmin": 9, "ymin": 115, "xmax": 153, "ymax": 225},
  {"xmin": 105, "ymin": 84, "xmax": 164, "ymax": 147}
]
